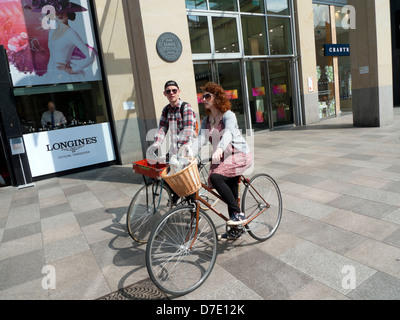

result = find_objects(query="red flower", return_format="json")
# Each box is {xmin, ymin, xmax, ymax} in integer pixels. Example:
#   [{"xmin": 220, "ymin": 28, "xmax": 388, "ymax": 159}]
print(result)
[{"xmin": 8, "ymin": 33, "xmax": 29, "ymax": 52}]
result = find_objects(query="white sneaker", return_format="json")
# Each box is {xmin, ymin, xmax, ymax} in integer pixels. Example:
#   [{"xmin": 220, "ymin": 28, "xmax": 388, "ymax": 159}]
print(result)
[{"xmin": 226, "ymin": 212, "xmax": 247, "ymax": 226}]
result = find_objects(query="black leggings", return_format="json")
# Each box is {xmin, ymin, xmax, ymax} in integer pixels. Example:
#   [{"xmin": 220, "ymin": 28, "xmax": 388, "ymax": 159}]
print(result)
[{"xmin": 209, "ymin": 174, "xmax": 240, "ymax": 217}]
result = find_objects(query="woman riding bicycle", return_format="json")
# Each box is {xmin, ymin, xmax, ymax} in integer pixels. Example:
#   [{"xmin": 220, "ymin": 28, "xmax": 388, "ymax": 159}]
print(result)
[
  {"xmin": 193, "ymin": 82, "xmax": 253, "ymax": 232},
  {"xmin": 146, "ymin": 84, "xmax": 281, "ymax": 294}
]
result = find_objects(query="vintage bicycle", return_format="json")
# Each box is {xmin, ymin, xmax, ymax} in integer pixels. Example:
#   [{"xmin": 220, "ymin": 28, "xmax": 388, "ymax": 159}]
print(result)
[
  {"xmin": 145, "ymin": 161, "xmax": 283, "ymax": 297},
  {"xmin": 126, "ymin": 153, "xmax": 218, "ymax": 244}
]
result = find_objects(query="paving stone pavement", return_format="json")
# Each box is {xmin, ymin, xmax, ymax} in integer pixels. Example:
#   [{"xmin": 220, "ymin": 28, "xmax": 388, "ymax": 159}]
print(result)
[{"xmin": 1, "ymin": 109, "xmax": 400, "ymax": 300}]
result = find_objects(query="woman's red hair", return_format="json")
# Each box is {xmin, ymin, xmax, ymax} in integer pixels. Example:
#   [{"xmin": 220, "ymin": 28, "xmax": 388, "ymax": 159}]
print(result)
[{"xmin": 201, "ymin": 82, "xmax": 231, "ymax": 115}]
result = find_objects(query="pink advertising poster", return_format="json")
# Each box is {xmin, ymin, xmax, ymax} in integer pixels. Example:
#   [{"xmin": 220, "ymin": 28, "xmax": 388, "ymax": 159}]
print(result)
[
  {"xmin": 0, "ymin": 0, "xmax": 101, "ymax": 87},
  {"xmin": 273, "ymin": 84, "xmax": 287, "ymax": 94},
  {"xmin": 252, "ymin": 87, "xmax": 265, "ymax": 97},
  {"xmin": 225, "ymin": 90, "xmax": 238, "ymax": 100}
]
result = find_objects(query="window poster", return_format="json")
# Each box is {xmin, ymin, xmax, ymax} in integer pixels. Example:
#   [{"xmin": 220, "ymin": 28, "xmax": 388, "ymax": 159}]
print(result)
[
  {"xmin": 273, "ymin": 84, "xmax": 287, "ymax": 94},
  {"xmin": 0, "ymin": 0, "xmax": 102, "ymax": 87},
  {"xmin": 252, "ymin": 87, "xmax": 265, "ymax": 97},
  {"xmin": 225, "ymin": 90, "xmax": 238, "ymax": 100}
]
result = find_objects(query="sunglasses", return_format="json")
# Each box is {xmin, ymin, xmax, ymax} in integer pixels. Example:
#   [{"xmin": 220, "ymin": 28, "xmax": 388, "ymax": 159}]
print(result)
[
  {"xmin": 165, "ymin": 89, "xmax": 178, "ymax": 95},
  {"xmin": 203, "ymin": 93, "xmax": 213, "ymax": 100}
]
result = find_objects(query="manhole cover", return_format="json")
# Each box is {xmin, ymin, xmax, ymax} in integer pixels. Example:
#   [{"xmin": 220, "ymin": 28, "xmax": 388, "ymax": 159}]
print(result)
[{"xmin": 98, "ymin": 278, "xmax": 169, "ymax": 300}]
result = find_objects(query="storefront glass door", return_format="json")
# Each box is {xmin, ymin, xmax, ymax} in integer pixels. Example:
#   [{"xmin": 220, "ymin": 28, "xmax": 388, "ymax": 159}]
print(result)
[
  {"xmin": 246, "ymin": 59, "xmax": 294, "ymax": 131},
  {"xmin": 215, "ymin": 61, "xmax": 246, "ymax": 129},
  {"xmin": 269, "ymin": 59, "xmax": 294, "ymax": 127},
  {"xmin": 246, "ymin": 60, "xmax": 270, "ymax": 131},
  {"xmin": 194, "ymin": 61, "xmax": 246, "ymax": 129}
]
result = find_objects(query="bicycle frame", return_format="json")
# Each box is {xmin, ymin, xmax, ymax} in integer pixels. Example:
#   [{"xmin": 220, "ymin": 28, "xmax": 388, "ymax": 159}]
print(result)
[{"xmin": 188, "ymin": 175, "xmax": 271, "ymax": 249}]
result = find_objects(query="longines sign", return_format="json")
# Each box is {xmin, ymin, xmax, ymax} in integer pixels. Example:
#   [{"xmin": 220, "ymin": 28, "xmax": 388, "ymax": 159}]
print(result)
[
  {"xmin": 23, "ymin": 123, "xmax": 115, "ymax": 177},
  {"xmin": 46, "ymin": 137, "xmax": 98, "ymax": 153}
]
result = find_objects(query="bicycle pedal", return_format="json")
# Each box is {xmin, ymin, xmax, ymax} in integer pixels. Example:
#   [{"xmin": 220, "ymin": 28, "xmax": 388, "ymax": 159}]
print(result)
[
  {"xmin": 218, "ymin": 230, "xmax": 243, "ymax": 241},
  {"xmin": 229, "ymin": 227, "xmax": 244, "ymax": 238}
]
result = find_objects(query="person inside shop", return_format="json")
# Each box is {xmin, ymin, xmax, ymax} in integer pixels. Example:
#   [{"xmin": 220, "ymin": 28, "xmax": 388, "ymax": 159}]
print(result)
[
  {"xmin": 41, "ymin": 101, "xmax": 67, "ymax": 130},
  {"xmin": 192, "ymin": 82, "xmax": 253, "ymax": 240},
  {"xmin": 147, "ymin": 80, "xmax": 198, "ymax": 205}
]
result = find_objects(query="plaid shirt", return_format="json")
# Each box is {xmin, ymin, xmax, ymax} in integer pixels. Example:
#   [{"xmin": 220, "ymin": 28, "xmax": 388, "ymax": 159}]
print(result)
[{"xmin": 154, "ymin": 100, "xmax": 197, "ymax": 155}]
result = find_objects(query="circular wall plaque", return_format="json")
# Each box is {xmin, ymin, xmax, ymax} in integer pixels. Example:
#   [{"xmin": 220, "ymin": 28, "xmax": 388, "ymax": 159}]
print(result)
[{"xmin": 156, "ymin": 32, "xmax": 183, "ymax": 62}]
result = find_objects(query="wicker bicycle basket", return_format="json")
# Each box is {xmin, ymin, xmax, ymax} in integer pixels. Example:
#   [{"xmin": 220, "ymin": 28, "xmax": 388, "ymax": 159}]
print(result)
[{"xmin": 161, "ymin": 158, "xmax": 201, "ymax": 197}]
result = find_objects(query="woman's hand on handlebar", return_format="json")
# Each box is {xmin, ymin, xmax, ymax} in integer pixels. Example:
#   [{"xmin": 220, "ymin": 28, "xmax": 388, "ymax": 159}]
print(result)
[{"xmin": 212, "ymin": 147, "xmax": 223, "ymax": 164}]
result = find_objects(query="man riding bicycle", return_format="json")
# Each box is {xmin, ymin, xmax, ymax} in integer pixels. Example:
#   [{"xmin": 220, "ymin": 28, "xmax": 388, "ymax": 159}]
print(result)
[{"xmin": 148, "ymin": 80, "xmax": 198, "ymax": 204}]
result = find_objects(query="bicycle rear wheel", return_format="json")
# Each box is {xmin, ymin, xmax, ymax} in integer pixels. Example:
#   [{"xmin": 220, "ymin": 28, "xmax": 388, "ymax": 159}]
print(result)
[
  {"xmin": 242, "ymin": 174, "xmax": 282, "ymax": 242},
  {"xmin": 146, "ymin": 205, "xmax": 218, "ymax": 296},
  {"xmin": 126, "ymin": 181, "xmax": 172, "ymax": 244}
]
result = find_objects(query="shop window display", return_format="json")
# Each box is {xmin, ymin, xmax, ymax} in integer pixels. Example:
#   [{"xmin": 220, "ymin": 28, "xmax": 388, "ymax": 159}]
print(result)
[
  {"xmin": 0, "ymin": 0, "xmax": 108, "ymax": 130},
  {"xmin": 0, "ymin": 0, "xmax": 116, "ymax": 177}
]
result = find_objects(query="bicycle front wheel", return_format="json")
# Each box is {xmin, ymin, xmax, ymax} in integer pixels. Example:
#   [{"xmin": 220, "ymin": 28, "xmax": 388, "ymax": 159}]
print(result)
[
  {"xmin": 126, "ymin": 181, "xmax": 172, "ymax": 244},
  {"xmin": 242, "ymin": 174, "xmax": 282, "ymax": 242},
  {"xmin": 146, "ymin": 206, "xmax": 218, "ymax": 296}
]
